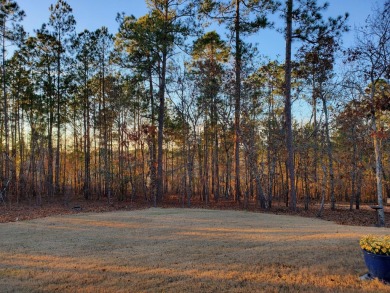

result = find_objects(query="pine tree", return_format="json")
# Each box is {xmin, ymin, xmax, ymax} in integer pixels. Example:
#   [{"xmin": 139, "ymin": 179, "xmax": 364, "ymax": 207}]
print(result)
[
  {"xmin": 0, "ymin": 0, "xmax": 25, "ymax": 202},
  {"xmin": 48, "ymin": 0, "xmax": 76, "ymax": 196},
  {"xmin": 282, "ymin": 0, "xmax": 348, "ymax": 210},
  {"xmin": 198, "ymin": 0, "xmax": 278, "ymax": 202}
]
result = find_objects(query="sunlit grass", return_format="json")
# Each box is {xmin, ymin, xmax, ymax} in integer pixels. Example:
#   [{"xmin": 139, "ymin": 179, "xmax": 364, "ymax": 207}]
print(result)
[{"xmin": 0, "ymin": 208, "xmax": 389, "ymax": 292}]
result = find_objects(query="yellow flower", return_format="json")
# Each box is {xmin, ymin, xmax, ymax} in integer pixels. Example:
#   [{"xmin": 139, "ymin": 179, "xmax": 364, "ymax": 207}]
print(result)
[{"xmin": 360, "ymin": 235, "xmax": 390, "ymax": 255}]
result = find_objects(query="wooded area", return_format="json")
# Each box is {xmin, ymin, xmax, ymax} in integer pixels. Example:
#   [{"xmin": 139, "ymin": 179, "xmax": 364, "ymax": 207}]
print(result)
[{"xmin": 0, "ymin": 0, "xmax": 389, "ymax": 224}]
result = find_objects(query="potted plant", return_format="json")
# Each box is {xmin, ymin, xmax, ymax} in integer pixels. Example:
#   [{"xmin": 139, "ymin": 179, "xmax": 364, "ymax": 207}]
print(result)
[{"xmin": 360, "ymin": 235, "xmax": 390, "ymax": 282}]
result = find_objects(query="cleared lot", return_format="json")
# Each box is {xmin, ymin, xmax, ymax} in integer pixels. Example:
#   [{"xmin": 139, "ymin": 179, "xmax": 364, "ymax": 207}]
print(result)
[{"xmin": 0, "ymin": 208, "xmax": 389, "ymax": 292}]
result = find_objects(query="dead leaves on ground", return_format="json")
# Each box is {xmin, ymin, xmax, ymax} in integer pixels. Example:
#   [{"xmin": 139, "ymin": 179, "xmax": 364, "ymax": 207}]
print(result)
[{"xmin": 0, "ymin": 197, "xmax": 388, "ymax": 228}]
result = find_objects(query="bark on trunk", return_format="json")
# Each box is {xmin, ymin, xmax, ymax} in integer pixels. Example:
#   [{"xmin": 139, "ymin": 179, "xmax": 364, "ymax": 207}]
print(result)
[
  {"xmin": 370, "ymin": 81, "xmax": 385, "ymax": 226},
  {"xmin": 156, "ymin": 54, "xmax": 167, "ymax": 204},
  {"xmin": 2, "ymin": 22, "xmax": 10, "ymax": 201},
  {"xmin": 321, "ymin": 94, "xmax": 335, "ymax": 210},
  {"xmin": 284, "ymin": 0, "xmax": 297, "ymax": 211},
  {"xmin": 234, "ymin": 0, "xmax": 242, "ymax": 202},
  {"xmin": 350, "ymin": 125, "xmax": 356, "ymax": 211},
  {"xmin": 372, "ymin": 114, "xmax": 385, "ymax": 226}
]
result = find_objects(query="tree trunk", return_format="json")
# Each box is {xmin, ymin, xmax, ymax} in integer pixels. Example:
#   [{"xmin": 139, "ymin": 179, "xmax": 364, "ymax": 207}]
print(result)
[
  {"xmin": 102, "ymin": 45, "xmax": 111, "ymax": 205},
  {"xmin": 55, "ymin": 48, "xmax": 61, "ymax": 196},
  {"xmin": 47, "ymin": 68, "xmax": 54, "ymax": 200},
  {"xmin": 186, "ymin": 136, "xmax": 195, "ymax": 207},
  {"xmin": 350, "ymin": 125, "xmax": 356, "ymax": 211},
  {"xmin": 317, "ymin": 165, "xmax": 327, "ymax": 217},
  {"xmin": 284, "ymin": 0, "xmax": 297, "ymax": 211},
  {"xmin": 212, "ymin": 98, "xmax": 219, "ymax": 202},
  {"xmin": 234, "ymin": 0, "xmax": 242, "ymax": 203},
  {"xmin": 148, "ymin": 64, "xmax": 157, "ymax": 207},
  {"xmin": 321, "ymin": 94, "xmax": 335, "ymax": 210},
  {"xmin": 370, "ymin": 80, "xmax": 385, "ymax": 226},
  {"xmin": 242, "ymin": 122, "xmax": 265, "ymax": 209},
  {"xmin": 83, "ymin": 70, "xmax": 91, "ymax": 200},
  {"xmin": 313, "ymin": 94, "xmax": 319, "ymax": 200},
  {"xmin": 156, "ymin": 52, "xmax": 167, "ymax": 205},
  {"xmin": 371, "ymin": 113, "xmax": 385, "ymax": 226},
  {"xmin": 2, "ymin": 21, "xmax": 10, "ymax": 202},
  {"xmin": 203, "ymin": 124, "xmax": 209, "ymax": 205},
  {"xmin": 304, "ymin": 156, "xmax": 310, "ymax": 210}
]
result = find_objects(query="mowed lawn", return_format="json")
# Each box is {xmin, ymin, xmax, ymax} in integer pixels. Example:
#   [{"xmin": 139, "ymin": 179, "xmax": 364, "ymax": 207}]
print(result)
[{"xmin": 0, "ymin": 208, "xmax": 389, "ymax": 292}]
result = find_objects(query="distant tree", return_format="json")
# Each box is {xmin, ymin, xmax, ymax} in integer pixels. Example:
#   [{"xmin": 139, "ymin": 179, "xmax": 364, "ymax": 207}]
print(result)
[
  {"xmin": 24, "ymin": 27, "xmax": 58, "ymax": 200},
  {"xmin": 282, "ymin": 0, "xmax": 348, "ymax": 211},
  {"xmin": 72, "ymin": 30, "xmax": 99, "ymax": 200},
  {"xmin": 346, "ymin": 1, "xmax": 390, "ymax": 226},
  {"xmin": 95, "ymin": 27, "xmax": 113, "ymax": 203},
  {"xmin": 191, "ymin": 31, "xmax": 229, "ymax": 204},
  {"xmin": 246, "ymin": 60, "xmax": 285, "ymax": 208},
  {"xmin": 297, "ymin": 33, "xmax": 347, "ymax": 212},
  {"xmin": 6, "ymin": 50, "xmax": 30, "ymax": 202},
  {"xmin": 48, "ymin": 0, "xmax": 76, "ymax": 195},
  {"xmin": 143, "ymin": 0, "xmax": 193, "ymax": 204},
  {"xmin": 172, "ymin": 68, "xmax": 202, "ymax": 207},
  {"xmin": 198, "ymin": 0, "xmax": 278, "ymax": 202},
  {"xmin": 115, "ymin": 13, "xmax": 160, "ymax": 205},
  {"xmin": 0, "ymin": 0, "xmax": 25, "ymax": 201},
  {"xmin": 335, "ymin": 93, "xmax": 370, "ymax": 210}
]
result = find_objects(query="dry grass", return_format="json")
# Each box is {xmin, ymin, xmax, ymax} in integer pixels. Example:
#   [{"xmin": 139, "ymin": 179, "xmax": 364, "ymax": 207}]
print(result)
[{"xmin": 0, "ymin": 208, "xmax": 389, "ymax": 292}]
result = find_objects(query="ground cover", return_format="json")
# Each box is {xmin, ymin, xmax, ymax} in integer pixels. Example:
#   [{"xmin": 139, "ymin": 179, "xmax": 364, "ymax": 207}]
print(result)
[
  {"xmin": 1, "ymin": 198, "xmax": 389, "ymax": 228},
  {"xmin": 0, "ymin": 208, "xmax": 389, "ymax": 292}
]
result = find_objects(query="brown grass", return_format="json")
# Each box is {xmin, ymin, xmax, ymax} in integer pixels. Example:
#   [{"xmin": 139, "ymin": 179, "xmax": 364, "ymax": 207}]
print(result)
[{"xmin": 0, "ymin": 208, "xmax": 389, "ymax": 292}]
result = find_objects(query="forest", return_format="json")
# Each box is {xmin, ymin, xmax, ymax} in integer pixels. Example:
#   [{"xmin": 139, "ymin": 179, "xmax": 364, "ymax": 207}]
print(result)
[{"xmin": 0, "ymin": 0, "xmax": 389, "ymax": 225}]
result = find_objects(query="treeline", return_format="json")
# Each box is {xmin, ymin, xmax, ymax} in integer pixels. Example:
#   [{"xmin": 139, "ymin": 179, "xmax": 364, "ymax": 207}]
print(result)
[{"xmin": 0, "ymin": 0, "xmax": 389, "ymax": 219}]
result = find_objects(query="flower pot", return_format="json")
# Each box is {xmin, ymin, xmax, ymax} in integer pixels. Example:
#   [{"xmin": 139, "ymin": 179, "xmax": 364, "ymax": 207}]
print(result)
[{"xmin": 362, "ymin": 249, "xmax": 390, "ymax": 282}]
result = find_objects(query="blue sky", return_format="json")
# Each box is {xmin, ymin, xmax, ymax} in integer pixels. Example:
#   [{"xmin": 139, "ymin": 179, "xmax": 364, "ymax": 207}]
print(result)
[
  {"xmin": 16, "ymin": 0, "xmax": 380, "ymax": 60},
  {"xmin": 14, "ymin": 0, "xmax": 382, "ymax": 121},
  {"xmin": 15, "ymin": 0, "xmax": 381, "ymax": 121}
]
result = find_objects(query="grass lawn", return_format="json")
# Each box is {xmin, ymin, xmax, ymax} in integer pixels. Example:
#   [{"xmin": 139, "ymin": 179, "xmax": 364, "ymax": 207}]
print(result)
[{"xmin": 0, "ymin": 208, "xmax": 389, "ymax": 292}]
